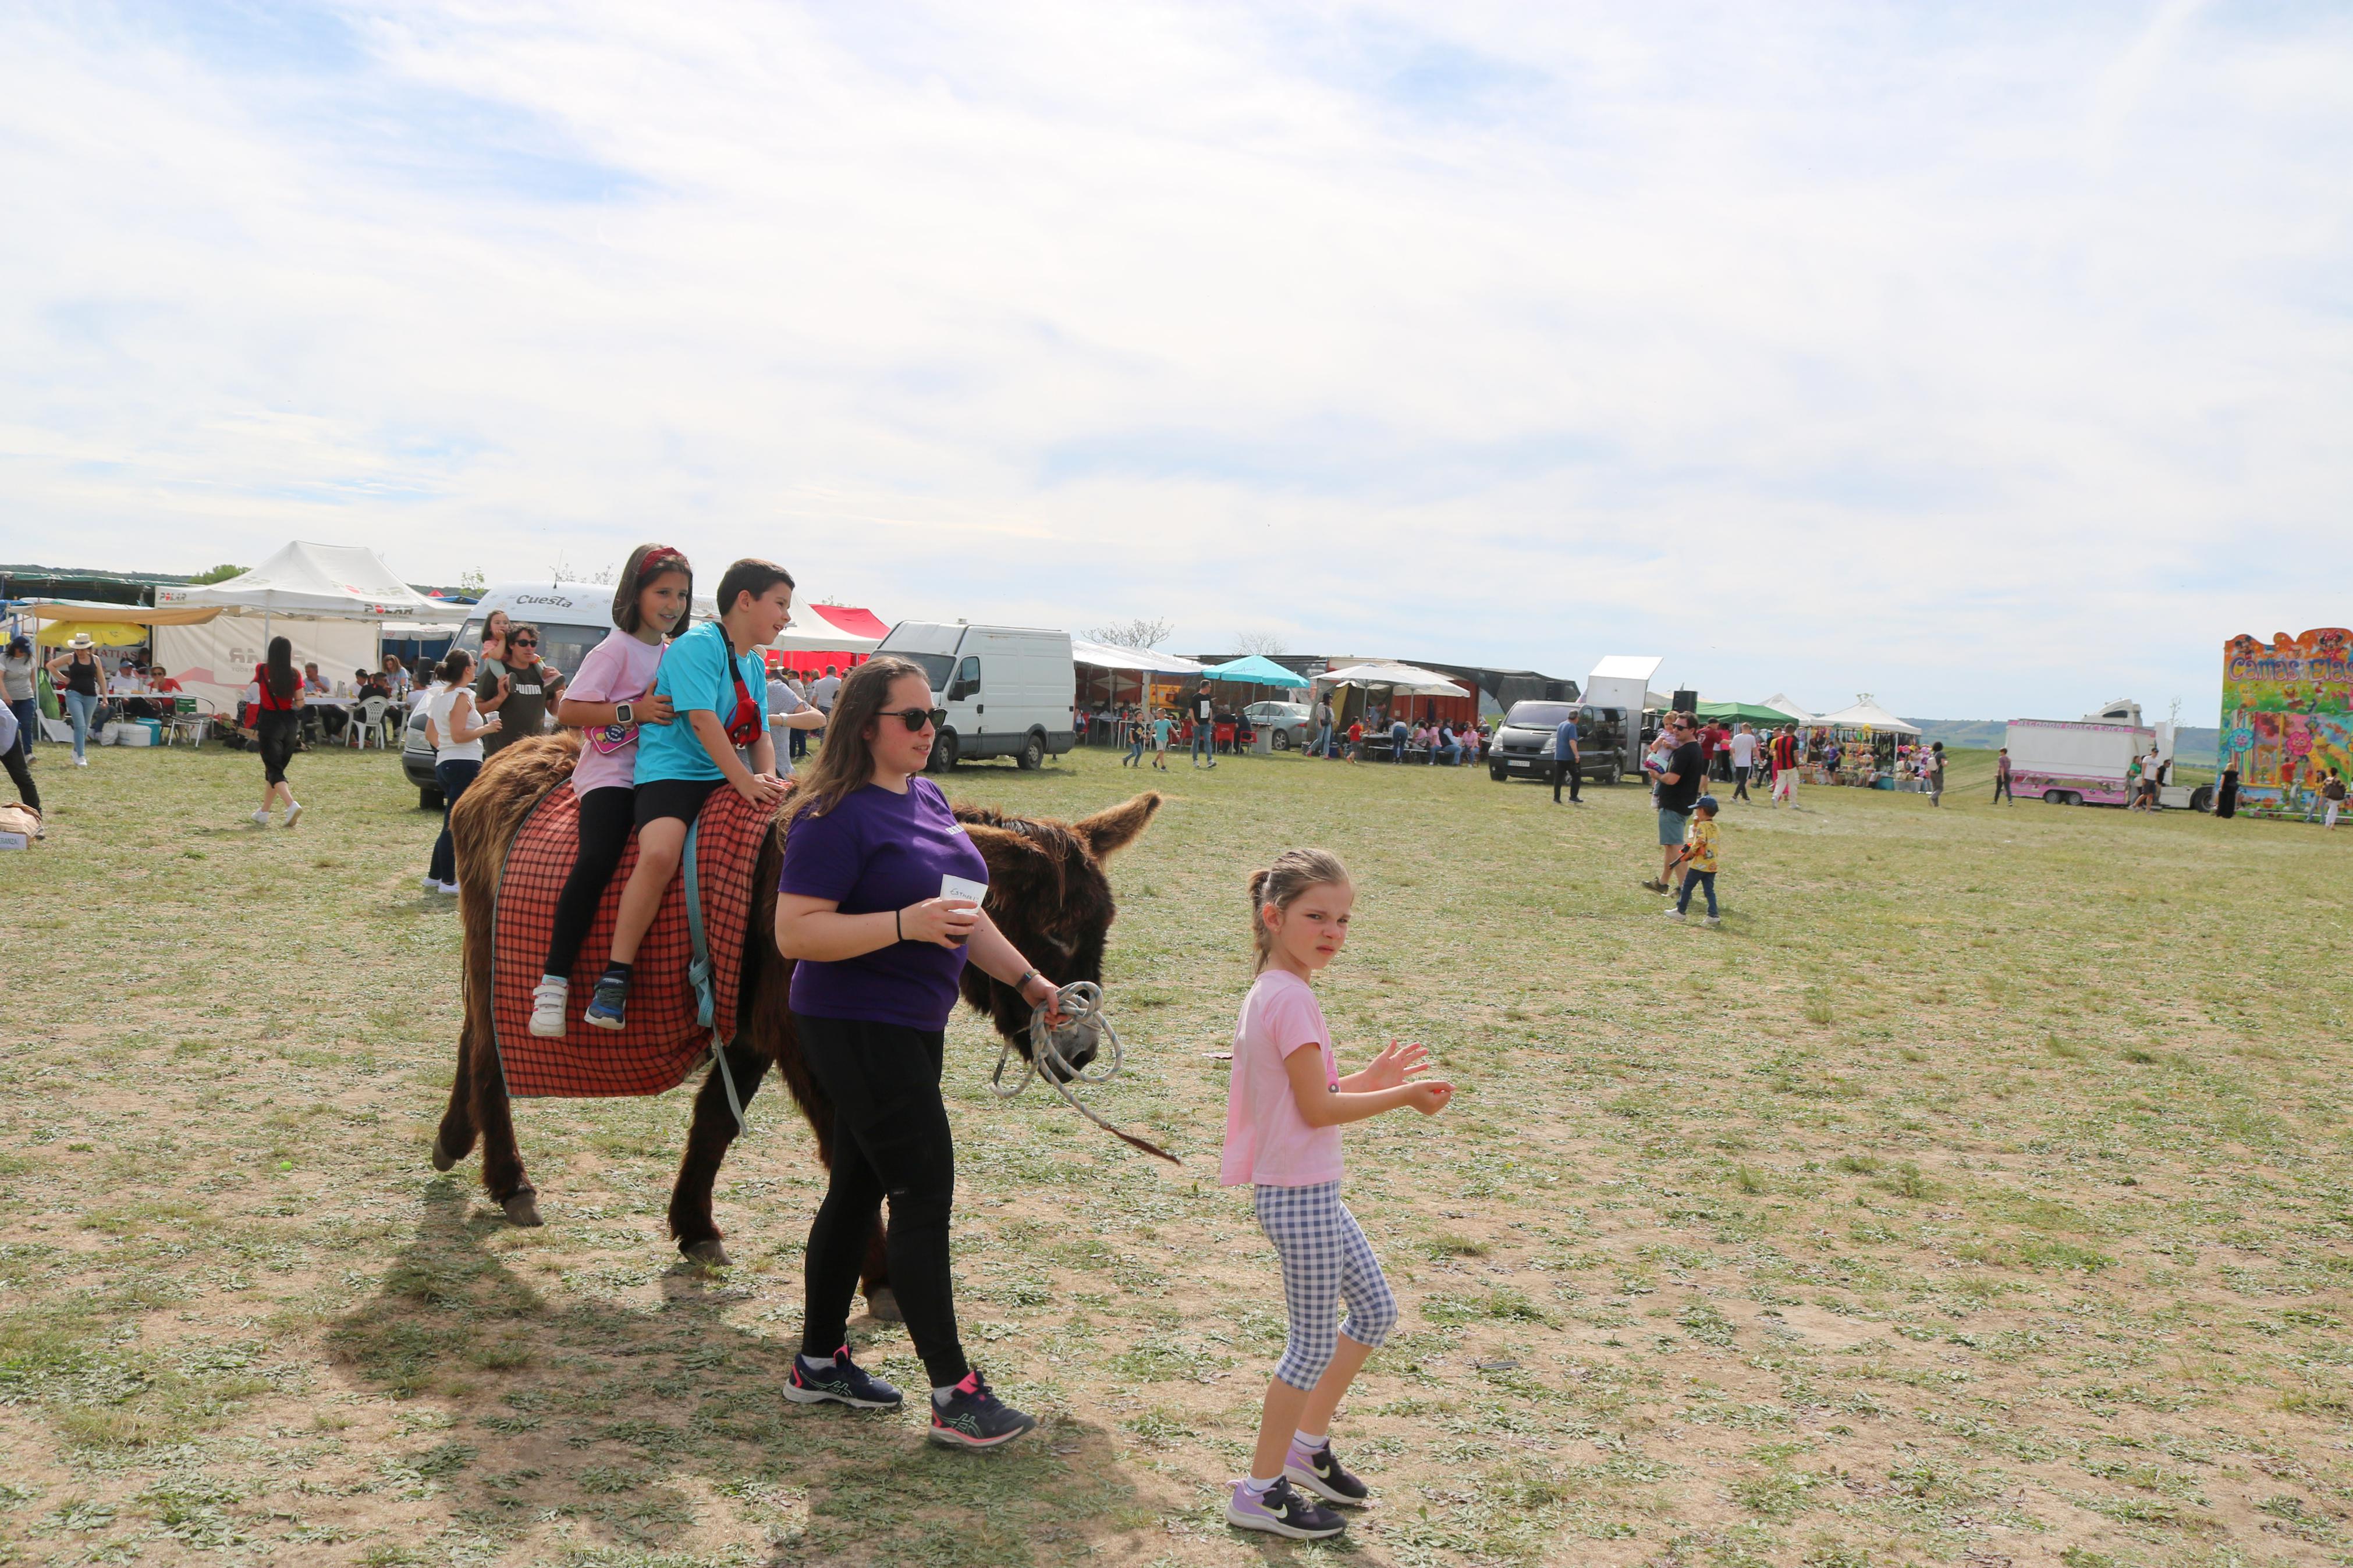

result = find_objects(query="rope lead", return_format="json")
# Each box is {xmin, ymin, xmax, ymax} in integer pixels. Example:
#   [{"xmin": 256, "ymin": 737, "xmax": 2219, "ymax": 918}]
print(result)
[{"xmin": 993, "ymin": 982, "xmax": 1180, "ymax": 1164}]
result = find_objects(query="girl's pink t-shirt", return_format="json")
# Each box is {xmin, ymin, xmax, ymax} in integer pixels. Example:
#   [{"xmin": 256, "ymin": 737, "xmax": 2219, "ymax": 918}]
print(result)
[
  {"xmin": 1220, "ymin": 969, "xmax": 1343, "ymax": 1188},
  {"xmin": 565, "ymin": 628, "xmax": 665, "ymax": 796}
]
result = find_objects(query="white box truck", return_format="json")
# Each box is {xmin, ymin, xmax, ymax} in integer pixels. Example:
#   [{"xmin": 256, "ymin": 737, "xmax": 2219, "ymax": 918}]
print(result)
[
  {"xmin": 2005, "ymin": 715, "xmax": 2206, "ymax": 810},
  {"xmin": 875, "ymin": 621, "xmax": 1077, "ymax": 771}
]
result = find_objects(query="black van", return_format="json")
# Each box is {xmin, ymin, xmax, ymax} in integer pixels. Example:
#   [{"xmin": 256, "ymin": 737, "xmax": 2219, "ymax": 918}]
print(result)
[{"xmin": 1488, "ymin": 701, "xmax": 1632, "ymax": 785}]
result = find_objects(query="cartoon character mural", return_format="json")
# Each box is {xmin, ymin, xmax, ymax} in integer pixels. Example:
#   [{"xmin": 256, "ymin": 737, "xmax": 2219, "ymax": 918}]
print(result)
[{"xmin": 2219, "ymin": 629, "xmax": 2353, "ymax": 819}]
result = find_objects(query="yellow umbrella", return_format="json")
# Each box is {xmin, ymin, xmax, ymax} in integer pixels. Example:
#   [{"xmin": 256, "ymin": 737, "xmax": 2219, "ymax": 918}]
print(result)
[{"xmin": 36, "ymin": 621, "xmax": 149, "ymax": 648}]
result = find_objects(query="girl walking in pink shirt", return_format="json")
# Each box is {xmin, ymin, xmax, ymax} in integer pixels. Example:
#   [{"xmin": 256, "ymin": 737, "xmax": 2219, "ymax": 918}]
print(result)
[{"xmin": 1222, "ymin": 849, "xmax": 1453, "ymax": 1541}]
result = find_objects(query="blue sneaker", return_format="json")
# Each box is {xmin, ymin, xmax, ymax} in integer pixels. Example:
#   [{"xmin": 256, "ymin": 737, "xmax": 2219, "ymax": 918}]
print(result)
[
  {"xmin": 782, "ymin": 1346, "xmax": 902, "ymax": 1410},
  {"xmin": 927, "ymin": 1371, "xmax": 1037, "ymax": 1449},
  {"xmin": 1226, "ymin": 1477, "xmax": 1345, "ymax": 1539},
  {"xmin": 583, "ymin": 973, "xmax": 627, "ymax": 1032}
]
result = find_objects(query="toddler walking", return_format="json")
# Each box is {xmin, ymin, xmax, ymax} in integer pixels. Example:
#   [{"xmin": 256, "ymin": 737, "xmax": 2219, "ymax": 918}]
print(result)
[
  {"xmin": 1663, "ymin": 794, "xmax": 1722, "ymax": 925},
  {"xmin": 1223, "ymin": 849, "xmax": 1453, "ymax": 1540},
  {"xmin": 1151, "ymin": 710, "xmax": 1172, "ymax": 771}
]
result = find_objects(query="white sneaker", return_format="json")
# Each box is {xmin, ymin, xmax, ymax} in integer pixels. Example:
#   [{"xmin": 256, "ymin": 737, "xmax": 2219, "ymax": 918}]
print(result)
[
  {"xmin": 76, "ymin": 756, "xmax": 89, "ymax": 767},
  {"xmin": 528, "ymin": 978, "xmax": 569, "ymax": 1037},
  {"xmin": 1663, "ymin": 906, "xmax": 1685, "ymax": 919},
  {"xmin": 1706, "ymin": 915, "xmax": 1722, "ymax": 927},
  {"xmin": 253, "ymin": 808, "xmax": 271, "ymax": 826},
  {"xmin": 421, "ymin": 874, "xmax": 441, "ymax": 890},
  {"xmin": 283, "ymin": 802, "xmax": 303, "ymax": 829},
  {"xmin": 437, "ymin": 880, "xmax": 460, "ymax": 895}
]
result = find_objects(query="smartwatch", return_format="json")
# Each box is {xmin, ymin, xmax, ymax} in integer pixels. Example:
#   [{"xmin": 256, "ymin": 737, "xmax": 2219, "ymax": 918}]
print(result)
[{"xmin": 615, "ymin": 701, "xmax": 634, "ymax": 726}]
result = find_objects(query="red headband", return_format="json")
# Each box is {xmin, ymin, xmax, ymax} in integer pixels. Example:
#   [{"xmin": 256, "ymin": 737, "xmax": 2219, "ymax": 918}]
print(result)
[{"xmin": 637, "ymin": 546, "xmax": 688, "ymax": 579}]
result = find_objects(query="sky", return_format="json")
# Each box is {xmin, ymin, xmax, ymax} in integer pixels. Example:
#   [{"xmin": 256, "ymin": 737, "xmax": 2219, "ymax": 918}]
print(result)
[{"xmin": 2, "ymin": 1, "xmax": 2349, "ymax": 719}]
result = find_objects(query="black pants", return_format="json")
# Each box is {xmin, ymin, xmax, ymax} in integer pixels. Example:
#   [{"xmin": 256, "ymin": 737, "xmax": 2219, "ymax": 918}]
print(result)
[
  {"xmin": 257, "ymin": 709, "xmax": 300, "ymax": 786},
  {"xmin": 2, "ymin": 736, "xmax": 36, "ymax": 812},
  {"xmin": 1552, "ymin": 757, "xmax": 1580, "ymax": 801},
  {"xmin": 1993, "ymin": 777, "xmax": 2012, "ymax": 802},
  {"xmin": 428, "ymin": 759, "xmax": 481, "ymax": 884},
  {"xmin": 1733, "ymin": 764, "xmax": 1751, "ymax": 801},
  {"xmin": 544, "ymin": 785, "xmax": 637, "ymax": 977},
  {"xmin": 795, "ymin": 1012, "xmax": 968, "ymax": 1388}
]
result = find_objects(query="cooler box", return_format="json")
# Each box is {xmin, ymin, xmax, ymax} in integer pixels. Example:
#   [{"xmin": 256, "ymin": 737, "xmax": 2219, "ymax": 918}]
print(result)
[{"xmin": 115, "ymin": 721, "xmax": 159, "ymax": 747}]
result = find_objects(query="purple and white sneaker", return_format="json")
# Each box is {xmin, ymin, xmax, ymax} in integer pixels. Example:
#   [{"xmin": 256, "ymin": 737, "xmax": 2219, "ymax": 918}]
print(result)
[
  {"xmin": 1226, "ymin": 1477, "xmax": 1345, "ymax": 1540},
  {"xmin": 1284, "ymin": 1439, "xmax": 1370, "ymax": 1505}
]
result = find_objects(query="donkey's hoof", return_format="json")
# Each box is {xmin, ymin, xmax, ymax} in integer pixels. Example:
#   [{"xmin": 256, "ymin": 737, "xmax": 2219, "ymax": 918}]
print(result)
[
  {"xmin": 864, "ymin": 1286, "xmax": 902, "ymax": 1323},
  {"xmin": 430, "ymin": 1133, "xmax": 459, "ymax": 1173},
  {"xmin": 682, "ymin": 1239, "xmax": 729, "ymax": 1267},
  {"xmin": 501, "ymin": 1191, "xmax": 543, "ymax": 1227}
]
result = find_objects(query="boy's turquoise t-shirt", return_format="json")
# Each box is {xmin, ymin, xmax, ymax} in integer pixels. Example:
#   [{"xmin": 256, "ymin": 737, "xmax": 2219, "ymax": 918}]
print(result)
[{"xmin": 635, "ymin": 621, "xmax": 768, "ymax": 785}]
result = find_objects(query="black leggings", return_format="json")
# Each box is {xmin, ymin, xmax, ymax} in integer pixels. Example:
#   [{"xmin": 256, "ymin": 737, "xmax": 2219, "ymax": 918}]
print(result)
[
  {"xmin": 543, "ymin": 786, "xmax": 637, "ymax": 978},
  {"xmin": 2, "ymin": 736, "xmax": 35, "ymax": 812},
  {"xmin": 794, "ymin": 1012, "xmax": 967, "ymax": 1388},
  {"xmin": 257, "ymin": 709, "xmax": 300, "ymax": 786},
  {"xmin": 1733, "ymin": 764, "xmax": 1752, "ymax": 801}
]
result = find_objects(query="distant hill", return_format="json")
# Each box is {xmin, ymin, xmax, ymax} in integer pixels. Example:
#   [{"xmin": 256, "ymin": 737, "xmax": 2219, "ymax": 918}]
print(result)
[{"xmin": 1905, "ymin": 719, "xmax": 2219, "ymax": 760}]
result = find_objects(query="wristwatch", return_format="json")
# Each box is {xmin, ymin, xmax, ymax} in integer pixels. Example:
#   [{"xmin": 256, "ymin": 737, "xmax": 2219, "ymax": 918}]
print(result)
[
  {"xmin": 1016, "ymin": 969, "xmax": 1041, "ymax": 993},
  {"xmin": 615, "ymin": 701, "xmax": 633, "ymax": 726}
]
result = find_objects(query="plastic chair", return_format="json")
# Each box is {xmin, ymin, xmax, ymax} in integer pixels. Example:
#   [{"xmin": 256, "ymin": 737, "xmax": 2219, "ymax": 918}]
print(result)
[{"xmin": 346, "ymin": 696, "xmax": 391, "ymax": 749}]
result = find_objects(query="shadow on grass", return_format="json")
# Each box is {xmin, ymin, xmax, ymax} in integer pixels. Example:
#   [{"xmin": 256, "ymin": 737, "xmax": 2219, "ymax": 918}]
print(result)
[{"xmin": 326, "ymin": 1181, "xmax": 1147, "ymax": 1566}]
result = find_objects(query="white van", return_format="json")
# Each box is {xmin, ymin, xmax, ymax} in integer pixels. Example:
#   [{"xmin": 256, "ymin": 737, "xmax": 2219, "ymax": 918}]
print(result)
[{"xmin": 874, "ymin": 621, "xmax": 1077, "ymax": 771}]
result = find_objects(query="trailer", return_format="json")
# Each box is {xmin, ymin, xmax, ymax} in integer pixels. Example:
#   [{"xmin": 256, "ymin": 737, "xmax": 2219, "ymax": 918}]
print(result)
[{"xmin": 2004, "ymin": 716, "xmax": 2205, "ymax": 810}]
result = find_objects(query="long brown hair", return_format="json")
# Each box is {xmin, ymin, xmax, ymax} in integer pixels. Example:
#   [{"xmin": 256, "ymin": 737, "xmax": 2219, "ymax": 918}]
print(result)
[
  {"xmin": 612, "ymin": 543, "xmax": 693, "ymax": 635},
  {"xmin": 782, "ymin": 656, "xmax": 931, "ymax": 828},
  {"xmin": 1246, "ymin": 848, "xmax": 1351, "ymax": 973}
]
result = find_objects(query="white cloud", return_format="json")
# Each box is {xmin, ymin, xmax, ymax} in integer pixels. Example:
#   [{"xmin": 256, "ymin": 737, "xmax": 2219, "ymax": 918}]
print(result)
[{"xmin": 1, "ymin": 1, "xmax": 2348, "ymax": 718}]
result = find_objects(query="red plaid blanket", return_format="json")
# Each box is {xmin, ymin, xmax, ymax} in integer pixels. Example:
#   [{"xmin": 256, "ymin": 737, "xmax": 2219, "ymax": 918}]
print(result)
[{"xmin": 491, "ymin": 782, "xmax": 771, "ymax": 1097}]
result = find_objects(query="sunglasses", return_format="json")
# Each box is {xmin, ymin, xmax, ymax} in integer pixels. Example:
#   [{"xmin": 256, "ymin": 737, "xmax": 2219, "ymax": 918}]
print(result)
[
  {"xmin": 883, "ymin": 707, "xmax": 947, "ymax": 732},
  {"xmin": 509, "ymin": 638, "xmax": 537, "ymax": 648}
]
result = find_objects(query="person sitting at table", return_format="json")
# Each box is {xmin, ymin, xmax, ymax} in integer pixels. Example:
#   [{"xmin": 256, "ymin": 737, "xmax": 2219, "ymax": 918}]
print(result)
[{"xmin": 381, "ymin": 654, "xmax": 413, "ymax": 700}]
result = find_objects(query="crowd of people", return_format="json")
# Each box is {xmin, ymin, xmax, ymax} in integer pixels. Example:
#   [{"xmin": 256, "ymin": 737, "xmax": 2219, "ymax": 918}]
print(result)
[{"xmin": 1087, "ymin": 687, "xmax": 1495, "ymax": 769}]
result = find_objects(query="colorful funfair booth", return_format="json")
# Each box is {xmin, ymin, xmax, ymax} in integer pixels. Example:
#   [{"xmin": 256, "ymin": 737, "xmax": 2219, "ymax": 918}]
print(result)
[{"xmin": 2219, "ymin": 628, "xmax": 2352, "ymax": 819}]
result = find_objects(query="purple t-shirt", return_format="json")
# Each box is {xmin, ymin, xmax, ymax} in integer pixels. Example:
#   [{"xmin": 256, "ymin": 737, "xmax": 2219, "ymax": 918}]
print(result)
[{"xmin": 779, "ymin": 777, "xmax": 991, "ymax": 1031}]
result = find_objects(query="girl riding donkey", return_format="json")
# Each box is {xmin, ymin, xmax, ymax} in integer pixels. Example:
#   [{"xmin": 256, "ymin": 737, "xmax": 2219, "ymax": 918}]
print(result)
[{"xmin": 527, "ymin": 545, "xmax": 693, "ymax": 1034}]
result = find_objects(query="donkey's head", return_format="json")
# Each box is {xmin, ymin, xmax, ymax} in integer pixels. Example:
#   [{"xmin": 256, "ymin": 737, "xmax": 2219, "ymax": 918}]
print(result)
[{"xmin": 954, "ymin": 791, "xmax": 1162, "ymax": 1079}]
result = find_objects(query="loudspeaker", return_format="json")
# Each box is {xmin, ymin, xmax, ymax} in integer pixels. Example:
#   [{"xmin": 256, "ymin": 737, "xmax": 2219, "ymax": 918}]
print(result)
[{"xmin": 1672, "ymin": 688, "xmax": 1697, "ymax": 714}]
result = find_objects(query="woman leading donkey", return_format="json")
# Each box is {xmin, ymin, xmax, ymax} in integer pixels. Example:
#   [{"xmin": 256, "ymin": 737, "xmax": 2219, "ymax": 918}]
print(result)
[{"xmin": 771, "ymin": 656, "xmax": 1070, "ymax": 1450}]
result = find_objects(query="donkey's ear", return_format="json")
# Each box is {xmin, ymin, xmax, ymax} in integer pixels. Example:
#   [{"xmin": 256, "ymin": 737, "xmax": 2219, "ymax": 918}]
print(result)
[{"xmin": 1073, "ymin": 792, "xmax": 1162, "ymax": 861}]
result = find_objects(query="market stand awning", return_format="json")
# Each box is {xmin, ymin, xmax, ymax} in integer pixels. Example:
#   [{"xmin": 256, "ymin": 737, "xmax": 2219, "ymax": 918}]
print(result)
[
  {"xmin": 1199, "ymin": 655, "xmax": 1309, "ymax": 688},
  {"xmin": 1072, "ymin": 640, "xmax": 1206, "ymax": 676},
  {"xmin": 157, "ymin": 541, "xmax": 435, "ymax": 618},
  {"xmin": 18, "ymin": 598, "xmax": 222, "ymax": 625},
  {"xmin": 1814, "ymin": 694, "xmax": 1920, "ymax": 735},
  {"xmin": 769, "ymin": 602, "xmax": 887, "ymax": 655},
  {"xmin": 1695, "ymin": 701, "xmax": 1796, "ymax": 724},
  {"xmin": 1317, "ymin": 660, "xmax": 1468, "ymax": 696}
]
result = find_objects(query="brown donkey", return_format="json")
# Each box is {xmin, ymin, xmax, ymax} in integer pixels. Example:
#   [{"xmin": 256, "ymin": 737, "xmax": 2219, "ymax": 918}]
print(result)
[{"xmin": 430, "ymin": 732, "xmax": 1160, "ymax": 1315}]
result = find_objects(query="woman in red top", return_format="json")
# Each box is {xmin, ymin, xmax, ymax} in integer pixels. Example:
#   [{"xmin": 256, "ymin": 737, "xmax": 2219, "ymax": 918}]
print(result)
[{"xmin": 251, "ymin": 636, "xmax": 307, "ymax": 828}]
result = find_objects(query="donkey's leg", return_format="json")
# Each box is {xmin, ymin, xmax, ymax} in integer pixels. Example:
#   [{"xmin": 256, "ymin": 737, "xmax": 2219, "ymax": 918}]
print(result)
[
  {"xmin": 668, "ymin": 1042, "xmax": 771, "ymax": 1265},
  {"xmin": 432, "ymin": 1016, "xmax": 478, "ymax": 1172},
  {"xmin": 473, "ymin": 1029, "xmax": 540, "ymax": 1226},
  {"xmin": 859, "ymin": 1224, "xmax": 902, "ymax": 1323}
]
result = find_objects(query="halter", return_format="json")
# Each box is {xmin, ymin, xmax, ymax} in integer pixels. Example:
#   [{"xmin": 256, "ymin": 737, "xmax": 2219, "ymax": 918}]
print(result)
[{"xmin": 992, "ymin": 982, "xmax": 1178, "ymax": 1164}]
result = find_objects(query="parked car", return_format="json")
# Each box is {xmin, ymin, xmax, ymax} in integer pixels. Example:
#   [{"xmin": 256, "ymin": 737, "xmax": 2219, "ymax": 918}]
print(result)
[
  {"xmin": 1488, "ymin": 701, "xmax": 1630, "ymax": 785},
  {"xmin": 875, "ymin": 621, "xmax": 1077, "ymax": 771},
  {"xmin": 403, "ymin": 579, "xmax": 623, "ymax": 808},
  {"xmin": 1243, "ymin": 701, "xmax": 1315, "ymax": 750}
]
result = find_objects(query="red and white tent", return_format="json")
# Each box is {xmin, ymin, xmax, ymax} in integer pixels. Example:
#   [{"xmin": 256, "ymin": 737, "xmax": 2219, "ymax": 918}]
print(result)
[{"xmin": 767, "ymin": 602, "xmax": 888, "ymax": 674}]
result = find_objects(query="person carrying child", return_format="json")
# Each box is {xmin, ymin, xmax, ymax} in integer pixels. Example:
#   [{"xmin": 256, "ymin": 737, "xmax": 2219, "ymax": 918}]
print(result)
[
  {"xmin": 580, "ymin": 559, "xmax": 794, "ymax": 1031},
  {"xmin": 528, "ymin": 545, "xmax": 692, "ymax": 1036},
  {"xmin": 1663, "ymin": 793, "xmax": 1722, "ymax": 926},
  {"xmin": 1222, "ymin": 849, "xmax": 1453, "ymax": 1540}
]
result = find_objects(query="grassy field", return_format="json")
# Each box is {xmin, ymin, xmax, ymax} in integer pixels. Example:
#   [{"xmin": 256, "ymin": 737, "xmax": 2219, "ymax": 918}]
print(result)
[{"xmin": 2, "ymin": 737, "xmax": 2349, "ymax": 1568}]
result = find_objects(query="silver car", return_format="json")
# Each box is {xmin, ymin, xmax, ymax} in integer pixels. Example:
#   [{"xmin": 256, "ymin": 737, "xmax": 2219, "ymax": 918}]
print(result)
[{"xmin": 1243, "ymin": 701, "xmax": 1315, "ymax": 751}]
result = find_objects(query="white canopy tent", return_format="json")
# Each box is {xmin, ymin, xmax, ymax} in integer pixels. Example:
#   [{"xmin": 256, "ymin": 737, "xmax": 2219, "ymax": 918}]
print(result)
[
  {"xmin": 1814, "ymin": 694, "xmax": 1919, "ymax": 735},
  {"xmin": 1762, "ymin": 693, "xmax": 1819, "ymax": 725},
  {"xmin": 151, "ymin": 543, "xmax": 436, "ymax": 719},
  {"xmin": 1315, "ymin": 660, "xmax": 1470, "ymax": 697}
]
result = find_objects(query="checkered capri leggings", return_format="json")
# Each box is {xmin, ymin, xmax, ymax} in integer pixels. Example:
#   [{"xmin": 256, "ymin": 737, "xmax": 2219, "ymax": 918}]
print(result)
[{"xmin": 1254, "ymin": 1181, "xmax": 1399, "ymax": 1390}]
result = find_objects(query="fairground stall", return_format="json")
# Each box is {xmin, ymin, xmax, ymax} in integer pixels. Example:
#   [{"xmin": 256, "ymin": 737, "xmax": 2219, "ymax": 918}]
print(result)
[
  {"xmin": 1810, "ymin": 695, "xmax": 1920, "ymax": 786},
  {"xmin": 1071, "ymin": 642, "xmax": 1206, "ymax": 744},
  {"xmin": 2217, "ymin": 628, "xmax": 2351, "ymax": 819},
  {"xmin": 762, "ymin": 603, "xmax": 888, "ymax": 680}
]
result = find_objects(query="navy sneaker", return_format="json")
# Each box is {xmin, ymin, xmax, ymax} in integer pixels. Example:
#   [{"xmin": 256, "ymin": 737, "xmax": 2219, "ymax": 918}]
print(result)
[
  {"xmin": 1226, "ymin": 1477, "xmax": 1346, "ymax": 1539},
  {"xmin": 583, "ymin": 972, "xmax": 628, "ymax": 1032},
  {"xmin": 1283, "ymin": 1439, "xmax": 1370, "ymax": 1505},
  {"xmin": 927, "ymin": 1371, "xmax": 1037, "ymax": 1449},
  {"xmin": 782, "ymin": 1346, "xmax": 902, "ymax": 1410}
]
